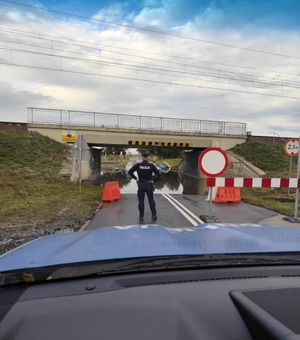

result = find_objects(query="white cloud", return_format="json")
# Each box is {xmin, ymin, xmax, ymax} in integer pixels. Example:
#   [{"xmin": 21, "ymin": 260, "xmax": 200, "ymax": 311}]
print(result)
[
  {"xmin": 93, "ymin": 3, "xmax": 125, "ymax": 21},
  {"xmin": 0, "ymin": 81, "xmax": 54, "ymax": 122},
  {"xmin": 0, "ymin": 1, "xmax": 299, "ymax": 137}
]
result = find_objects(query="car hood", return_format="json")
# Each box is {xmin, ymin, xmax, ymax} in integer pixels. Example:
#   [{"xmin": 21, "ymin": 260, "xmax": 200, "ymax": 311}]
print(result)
[{"xmin": 1, "ymin": 223, "xmax": 300, "ymax": 271}]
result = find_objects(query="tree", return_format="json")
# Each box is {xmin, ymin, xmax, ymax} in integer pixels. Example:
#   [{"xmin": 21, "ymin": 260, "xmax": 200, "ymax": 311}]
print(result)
[
  {"xmin": 105, "ymin": 147, "xmax": 126, "ymax": 156},
  {"xmin": 153, "ymin": 148, "xmax": 183, "ymax": 158}
]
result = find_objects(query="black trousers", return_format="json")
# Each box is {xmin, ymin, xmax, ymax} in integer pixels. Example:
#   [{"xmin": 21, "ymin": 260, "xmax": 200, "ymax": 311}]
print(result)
[{"xmin": 137, "ymin": 181, "xmax": 156, "ymax": 216}]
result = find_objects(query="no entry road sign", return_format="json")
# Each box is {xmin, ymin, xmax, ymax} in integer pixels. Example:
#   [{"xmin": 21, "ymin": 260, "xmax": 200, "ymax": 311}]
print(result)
[{"xmin": 198, "ymin": 147, "xmax": 228, "ymax": 177}]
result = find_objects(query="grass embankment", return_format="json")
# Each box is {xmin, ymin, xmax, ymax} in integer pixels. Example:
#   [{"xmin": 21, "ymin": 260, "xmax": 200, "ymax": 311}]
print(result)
[
  {"xmin": 230, "ymin": 141, "xmax": 299, "ymax": 217},
  {"xmin": 0, "ymin": 131, "xmax": 101, "ymax": 228},
  {"xmin": 156, "ymin": 158, "xmax": 182, "ymax": 169}
]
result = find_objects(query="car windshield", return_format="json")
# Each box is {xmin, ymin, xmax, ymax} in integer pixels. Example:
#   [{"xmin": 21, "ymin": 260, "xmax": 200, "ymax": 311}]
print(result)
[{"xmin": 0, "ymin": 0, "xmax": 300, "ymax": 283}]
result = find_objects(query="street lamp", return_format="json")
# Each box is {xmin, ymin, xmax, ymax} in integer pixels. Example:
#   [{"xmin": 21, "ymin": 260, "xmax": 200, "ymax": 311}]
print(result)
[{"xmin": 268, "ymin": 132, "xmax": 286, "ymax": 144}]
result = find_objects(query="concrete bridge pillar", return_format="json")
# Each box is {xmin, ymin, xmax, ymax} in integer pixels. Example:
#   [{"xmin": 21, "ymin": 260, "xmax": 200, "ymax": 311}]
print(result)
[
  {"xmin": 90, "ymin": 148, "xmax": 102, "ymax": 184},
  {"xmin": 71, "ymin": 135, "xmax": 101, "ymax": 184},
  {"xmin": 178, "ymin": 150, "xmax": 207, "ymax": 195}
]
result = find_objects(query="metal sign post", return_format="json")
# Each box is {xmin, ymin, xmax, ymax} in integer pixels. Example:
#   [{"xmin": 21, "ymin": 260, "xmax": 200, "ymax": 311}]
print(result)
[
  {"xmin": 283, "ymin": 138, "xmax": 299, "ymax": 218},
  {"xmin": 79, "ymin": 135, "xmax": 82, "ymax": 193},
  {"xmin": 72, "ymin": 135, "xmax": 91, "ymax": 192},
  {"xmin": 288, "ymin": 157, "xmax": 292, "ymax": 196},
  {"xmin": 295, "ymin": 137, "xmax": 300, "ymax": 218}
]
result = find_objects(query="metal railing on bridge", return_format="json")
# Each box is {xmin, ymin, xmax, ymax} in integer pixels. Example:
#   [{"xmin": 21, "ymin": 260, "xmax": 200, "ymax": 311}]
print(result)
[{"xmin": 27, "ymin": 107, "xmax": 247, "ymax": 136}]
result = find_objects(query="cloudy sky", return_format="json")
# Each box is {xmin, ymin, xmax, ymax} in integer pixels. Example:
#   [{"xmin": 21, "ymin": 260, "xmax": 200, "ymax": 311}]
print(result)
[{"xmin": 0, "ymin": 0, "xmax": 299, "ymax": 137}]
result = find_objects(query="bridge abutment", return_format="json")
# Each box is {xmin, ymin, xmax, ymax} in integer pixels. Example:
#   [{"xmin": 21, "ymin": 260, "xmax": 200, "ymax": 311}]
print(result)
[
  {"xmin": 178, "ymin": 150, "xmax": 207, "ymax": 195},
  {"xmin": 71, "ymin": 135, "xmax": 101, "ymax": 184}
]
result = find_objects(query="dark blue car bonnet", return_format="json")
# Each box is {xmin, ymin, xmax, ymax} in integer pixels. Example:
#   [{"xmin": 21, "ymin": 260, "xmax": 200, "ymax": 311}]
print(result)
[{"xmin": 1, "ymin": 223, "xmax": 300, "ymax": 271}]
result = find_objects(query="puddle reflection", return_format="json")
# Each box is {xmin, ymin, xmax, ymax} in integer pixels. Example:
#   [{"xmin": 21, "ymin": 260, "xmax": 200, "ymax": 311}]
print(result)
[{"xmin": 99, "ymin": 170, "xmax": 206, "ymax": 195}]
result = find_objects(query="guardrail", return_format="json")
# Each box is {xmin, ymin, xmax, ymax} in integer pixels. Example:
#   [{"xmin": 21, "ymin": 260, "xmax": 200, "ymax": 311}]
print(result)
[{"xmin": 27, "ymin": 107, "xmax": 247, "ymax": 136}]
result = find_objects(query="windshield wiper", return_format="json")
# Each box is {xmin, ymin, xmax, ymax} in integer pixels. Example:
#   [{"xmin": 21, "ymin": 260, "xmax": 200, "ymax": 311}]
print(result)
[{"xmin": 1, "ymin": 253, "xmax": 300, "ymax": 287}]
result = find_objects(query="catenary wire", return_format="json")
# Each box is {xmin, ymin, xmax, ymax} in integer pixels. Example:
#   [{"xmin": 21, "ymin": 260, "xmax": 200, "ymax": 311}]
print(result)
[
  {"xmin": 0, "ymin": 1, "xmax": 299, "ymax": 99},
  {"xmin": 1, "ymin": 0, "xmax": 300, "ymax": 61}
]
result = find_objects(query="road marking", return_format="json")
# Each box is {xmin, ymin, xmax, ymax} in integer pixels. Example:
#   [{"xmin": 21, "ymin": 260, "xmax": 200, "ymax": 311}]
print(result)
[
  {"xmin": 162, "ymin": 193, "xmax": 205, "ymax": 226},
  {"xmin": 78, "ymin": 220, "xmax": 90, "ymax": 232}
]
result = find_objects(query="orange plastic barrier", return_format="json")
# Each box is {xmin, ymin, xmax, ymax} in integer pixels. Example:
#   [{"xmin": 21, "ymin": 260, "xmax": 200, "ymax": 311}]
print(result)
[
  {"xmin": 213, "ymin": 187, "xmax": 241, "ymax": 203},
  {"xmin": 102, "ymin": 181, "xmax": 122, "ymax": 202}
]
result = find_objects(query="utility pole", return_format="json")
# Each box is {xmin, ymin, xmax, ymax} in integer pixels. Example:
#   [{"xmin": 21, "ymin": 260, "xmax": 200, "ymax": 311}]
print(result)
[{"xmin": 295, "ymin": 137, "xmax": 300, "ymax": 218}]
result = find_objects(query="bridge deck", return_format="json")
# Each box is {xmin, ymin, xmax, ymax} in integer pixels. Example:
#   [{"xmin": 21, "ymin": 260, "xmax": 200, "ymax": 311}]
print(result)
[{"xmin": 27, "ymin": 107, "xmax": 247, "ymax": 150}]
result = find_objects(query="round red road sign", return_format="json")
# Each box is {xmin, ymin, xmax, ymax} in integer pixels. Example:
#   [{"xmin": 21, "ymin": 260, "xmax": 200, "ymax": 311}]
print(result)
[
  {"xmin": 198, "ymin": 147, "xmax": 229, "ymax": 177},
  {"xmin": 284, "ymin": 138, "xmax": 299, "ymax": 157}
]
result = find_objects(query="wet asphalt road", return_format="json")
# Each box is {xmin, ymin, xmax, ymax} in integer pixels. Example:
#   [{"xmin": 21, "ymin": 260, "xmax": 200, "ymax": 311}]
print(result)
[
  {"xmin": 86, "ymin": 156, "xmax": 291, "ymax": 230},
  {"xmin": 86, "ymin": 192, "xmax": 278, "ymax": 230}
]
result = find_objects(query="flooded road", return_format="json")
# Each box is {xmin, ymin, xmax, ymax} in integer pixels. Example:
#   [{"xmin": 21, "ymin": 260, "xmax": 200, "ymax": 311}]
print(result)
[
  {"xmin": 100, "ymin": 156, "xmax": 209, "ymax": 195},
  {"xmin": 88, "ymin": 157, "xmax": 283, "ymax": 229}
]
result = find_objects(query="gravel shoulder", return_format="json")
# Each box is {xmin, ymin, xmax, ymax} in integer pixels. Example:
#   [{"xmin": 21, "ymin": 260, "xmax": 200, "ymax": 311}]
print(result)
[
  {"xmin": 0, "ymin": 208, "xmax": 96, "ymax": 256},
  {"xmin": 0, "ymin": 161, "xmax": 119, "ymax": 256}
]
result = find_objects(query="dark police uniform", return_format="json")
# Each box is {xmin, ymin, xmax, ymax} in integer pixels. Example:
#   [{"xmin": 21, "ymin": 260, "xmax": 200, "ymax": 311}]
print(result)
[{"xmin": 128, "ymin": 154, "xmax": 160, "ymax": 220}]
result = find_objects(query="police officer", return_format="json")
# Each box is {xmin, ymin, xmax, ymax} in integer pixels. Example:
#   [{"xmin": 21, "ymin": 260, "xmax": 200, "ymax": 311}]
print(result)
[{"xmin": 128, "ymin": 152, "xmax": 160, "ymax": 221}]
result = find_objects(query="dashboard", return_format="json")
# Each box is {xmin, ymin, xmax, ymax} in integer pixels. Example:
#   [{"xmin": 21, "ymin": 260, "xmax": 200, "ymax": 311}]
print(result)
[{"xmin": 1, "ymin": 265, "xmax": 300, "ymax": 340}]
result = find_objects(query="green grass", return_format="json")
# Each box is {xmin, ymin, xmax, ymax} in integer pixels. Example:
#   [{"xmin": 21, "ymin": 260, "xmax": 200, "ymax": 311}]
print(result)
[
  {"xmin": 0, "ymin": 131, "xmax": 101, "ymax": 227},
  {"xmin": 230, "ymin": 141, "xmax": 299, "ymax": 217},
  {"xmin": 156, "ymin": 158, "xmax": 182, "ymax": 168},
  {"xmin": 231, "ymin": 141, "xmax": 288, "ymax": 171}
]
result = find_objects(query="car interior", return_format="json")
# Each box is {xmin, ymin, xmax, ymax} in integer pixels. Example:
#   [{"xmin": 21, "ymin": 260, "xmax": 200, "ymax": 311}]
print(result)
[{"xmin": 1, "ymin": 264, "xmax": 300, "ymax": 340}]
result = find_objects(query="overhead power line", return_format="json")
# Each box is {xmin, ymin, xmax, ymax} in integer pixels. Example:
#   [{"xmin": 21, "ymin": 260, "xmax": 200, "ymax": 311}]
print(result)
[
  {"xmin": 0, "ymin": 1, "xmax": 299, "ymax": 100},
  {"xmin": 1, "ymin": 59, "xmax": 299, "ymax": 99},
  {"xmin": 0, "ymin": 27, "xmax": 299, "ymax": 90},
  {"xmin": 1, "ymin": 26, "xmax": 299, "ymax": 79},
  {"xmin": 0, "ymin": 56, "xmax": 299, "ymax": 100},
  {"xmin": 1, "ymin": 42, "xmax": 299, "ymax": 92},
  {"xmin": 1, "ymin": 0, "xmax": 300, "ymax": 60}
]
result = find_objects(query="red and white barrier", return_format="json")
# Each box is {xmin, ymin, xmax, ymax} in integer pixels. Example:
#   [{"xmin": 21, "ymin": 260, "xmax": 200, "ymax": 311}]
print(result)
[{"xmin": 207, "ymin": 177, "xmax": 300, "ymax": 188}]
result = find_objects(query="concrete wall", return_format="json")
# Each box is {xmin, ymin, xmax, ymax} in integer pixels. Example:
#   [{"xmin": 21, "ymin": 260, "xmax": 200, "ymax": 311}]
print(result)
[
  {"xmin": 70, "ymin": 136, "xmax": 93, "ymax": 183},
  {"xmin": 70, "ymin": 136, "xmax": 103, "ymax": 184},
  {"xmin": 223, "ymin": 151, "xmax": 265, "ymax": 177},
  {"xmin": 0, "ymin": 122, "xmax": 27, "ymax": 133},
  {"xmin": 178, "ymin": 150, "xmax": 208, "ymax": 194}
]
